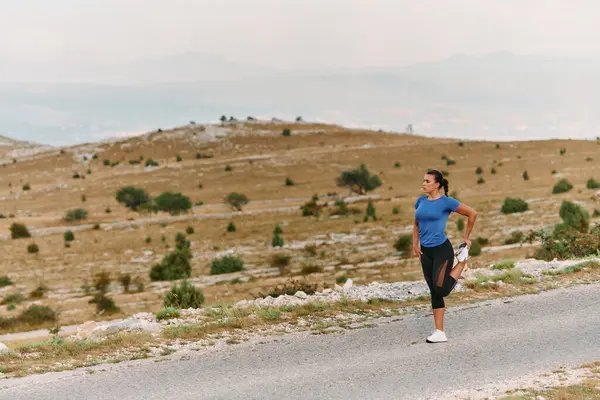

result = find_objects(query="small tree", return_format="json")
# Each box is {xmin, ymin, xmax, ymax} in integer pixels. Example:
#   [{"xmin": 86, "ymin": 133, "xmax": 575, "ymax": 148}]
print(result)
[
  {"xmin": 154, "ymin": 192, "xmax": 192, "ymax": 215},
  {"xmin": 227, "ymin": 222, "xmax": 237, "ymax": 232},
  {"xmin": 150, "ymin": 246, "xmax": 192, "ymax": 281},
  {"xmin": 301, "ymin": 193, "xmax": 322, "ymax": 217},
  {"xmin": 282, "ymin": 128, "xmax": 292, "ymax": 137},
  {"xmin": 285, "ymin": 177, "xmax": 295, "ymax": 186},
  {"xmin": 523, "ymin": 171, "xmax": 529, "ymax": 181},
  {"xmin": 224, "ymin": 192, "xmax": 249, "ymax": 211},
  {"xmin": 272, "ymin": 233, "xmax": 284, "ymax": 247},
  {"xmin": 559, "ymin": 200, "xmax": 590, "ymax": 233},
  {"xmin": 394, "ymin": 235, "xmax": 412, "ymax": 255},
  {"xmin": 27, "ymin": 243, "xmax": 39, "ymax": 254},
  {"xmin": 475, "ymin": 167, "xmax": 483, "ymax": 175},
  {"xmin": 273, "ymin": 225, "xmax": 283, "ymax": 235},
  {"xmin": 64, "ymin": 208, "xmax": 88, "ymax": 222},
  {"xmin": 64, "ymin": 231, "xmax": 75, "ymax": 242},
  {"xmin": 586, "ymin": 178, "xmax": 600, "ymax": 189},
  {"xmin": 116, "ymin": 186, "xmax": 151, "ymax": 211},
  {"xmin": 336, "ymin": 164, "xmax": 382, "ymax": 195},
  {"xmin": 501, "ymin": 198, "xmax": 528, "ymax": 214}
]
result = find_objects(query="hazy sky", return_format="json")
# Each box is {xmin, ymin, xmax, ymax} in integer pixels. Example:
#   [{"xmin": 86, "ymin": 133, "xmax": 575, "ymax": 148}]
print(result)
[{"xmin": 2, "ymin": 0, "xmax": 600, "ymax": 71}]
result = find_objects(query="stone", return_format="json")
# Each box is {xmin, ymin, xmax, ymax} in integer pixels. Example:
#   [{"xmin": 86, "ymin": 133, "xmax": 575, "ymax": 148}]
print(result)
[
  {"xmin": 75, "ymin": 321, "xmax": 98, "ymax": 340},
  {"xmin": 89, "ymin": 318, "xmax": 161, "ymax": 340},
  {"xmin": 294, "ymin": 291, "xmax": 308, "ymax": 299},
  {"xmin": 0, "ymin": 342, "xmax": 9, "ymax": 354},
  {"xmin": 334, "ymin": 284, "xmax": 343, "ymax": 292},
  {"xmin": 322, "ymin": 288, "xmax": 333, "ymax": 294},
  {"xmin": 343, "ymin": 278, "xmax": 353, "ymax": 289},
  {"xmin": 235, "ymin": 299, "xmax": 249, "ymax": 308}
]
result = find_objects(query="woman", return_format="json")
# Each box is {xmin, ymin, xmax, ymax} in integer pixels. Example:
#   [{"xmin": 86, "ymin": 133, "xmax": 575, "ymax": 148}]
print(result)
[{"xmin": 413, "ymin": 169, "xmax": 477, "ymax": 343}]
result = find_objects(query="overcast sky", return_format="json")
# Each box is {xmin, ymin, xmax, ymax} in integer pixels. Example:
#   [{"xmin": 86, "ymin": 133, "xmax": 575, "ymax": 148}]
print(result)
[{"xmin": 2, "ymin": 0, "xmax": 600, "ymax": 72}]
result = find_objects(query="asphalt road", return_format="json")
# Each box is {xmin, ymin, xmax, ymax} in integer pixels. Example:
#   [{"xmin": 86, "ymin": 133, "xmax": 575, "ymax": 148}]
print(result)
[{"xmin": 2, "ymin": 283, "xmax": 600, "ymax": 400}]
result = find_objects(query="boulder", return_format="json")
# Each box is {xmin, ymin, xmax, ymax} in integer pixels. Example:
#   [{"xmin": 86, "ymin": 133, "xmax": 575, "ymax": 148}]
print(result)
[
  {"xmin": 0, "ymin": 342, "xmax": 9, "ymax": 354},
  {"xmin": 76, "ymin": 321, "xmax": 98, "ymax": 340},
  {"xmin": 343, "ymin": 278, "xmax": 353, "ymax": 289},
  {"xmin": 294, "ymin": 291, "xmax": 308, "ymax": 299},
  {"xmin": 89, "ymin": 318, "xmax": 161, "ymax": 340}
]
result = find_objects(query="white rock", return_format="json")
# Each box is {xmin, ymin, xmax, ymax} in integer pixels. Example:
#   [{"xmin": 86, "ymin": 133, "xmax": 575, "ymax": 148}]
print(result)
[
  {"xmin": 343, "ymin": 278, "xmax": 353, "ymax": 289},
  {"xmin": 89, "ymin": 318, "xmax": 161, "ymax": 340},
  {"xmin": 294, "ymin": 291, "xmax": 308, "ymax": 299},
  {"xmin": 334, "ymin": 284, "xmax": 343, "ymax": 292},
  {"xmin": 76, "ymin": 321, "xmax": 98, "ymax": 340},
  {"xmin": 322, "ymin": 288, "xmax": 333, "ymax": 294},
  {"xmin": 0, "ymin": 342, "xmax": 9, "ymax": 354},
  {"xmin": 496, "ymin": 280, "xmax": 504, "ymax": 287},
  {"xmin": 235, "ymin": 299, "xmax": 249, "ymax": 308}
]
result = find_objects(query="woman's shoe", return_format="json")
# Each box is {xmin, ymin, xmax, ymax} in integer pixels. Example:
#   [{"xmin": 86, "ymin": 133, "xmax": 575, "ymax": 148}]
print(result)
[{"xmin": 426, "ymin": 329, "xmax": 448, "ymax": 343}]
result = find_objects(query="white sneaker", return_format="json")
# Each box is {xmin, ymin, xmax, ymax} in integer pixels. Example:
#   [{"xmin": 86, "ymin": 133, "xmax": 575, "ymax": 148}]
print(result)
[
  {"xmin": 455, "ymin": 242, "xmax": 469, "ymax": 262},
  {"xmin": 426, "ymin": 329, "xmax": 448, "ymax": 343}
]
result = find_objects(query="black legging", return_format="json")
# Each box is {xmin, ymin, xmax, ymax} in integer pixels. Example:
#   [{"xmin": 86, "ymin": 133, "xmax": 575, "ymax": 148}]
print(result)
[{"xmin": 420, "ymin": 239, "xmax": 457, "ymax": 309}]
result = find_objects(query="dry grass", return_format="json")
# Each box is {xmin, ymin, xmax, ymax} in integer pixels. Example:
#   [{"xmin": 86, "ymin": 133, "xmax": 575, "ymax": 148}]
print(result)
[{"xmin": 1, "ymin": 121, "xmax": 600, "ymax": 333}]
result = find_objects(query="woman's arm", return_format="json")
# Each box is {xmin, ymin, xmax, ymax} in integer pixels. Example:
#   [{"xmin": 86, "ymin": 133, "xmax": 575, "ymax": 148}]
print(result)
[
  {"xmin": 455, "ymin": 204, "xmax": 478, "ymax": 246},
  {"xmin": 413, "ymin": 218, "xmax": 422, "ymax": 259}
]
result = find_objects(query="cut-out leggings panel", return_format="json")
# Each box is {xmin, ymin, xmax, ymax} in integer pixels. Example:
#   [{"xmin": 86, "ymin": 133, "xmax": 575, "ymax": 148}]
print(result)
[{"xmin": 420, "ymin": 239, "xmax": 457, "ymax": 309}]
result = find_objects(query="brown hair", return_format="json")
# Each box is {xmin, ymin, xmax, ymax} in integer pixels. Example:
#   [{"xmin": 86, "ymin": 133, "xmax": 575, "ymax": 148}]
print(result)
[{"xmin": 426, "ymin": 169, "xmax": 449, "ymax": 196}]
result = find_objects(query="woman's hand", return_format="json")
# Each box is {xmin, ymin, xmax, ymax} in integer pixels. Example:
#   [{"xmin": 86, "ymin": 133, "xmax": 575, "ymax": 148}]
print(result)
[
  {"xmin": 464, "ymin": 238, "xmax": 472, "ymax": 248},
  {"xmin": 413, "ymin": 245, "xmax": 422, "ymax": 260}
]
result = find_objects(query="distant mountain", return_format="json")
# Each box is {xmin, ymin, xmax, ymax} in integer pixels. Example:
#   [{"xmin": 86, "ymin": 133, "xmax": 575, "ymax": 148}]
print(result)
[{"xmin": 3, "ymin": 52, "xmax": 600, "ymax": 145}]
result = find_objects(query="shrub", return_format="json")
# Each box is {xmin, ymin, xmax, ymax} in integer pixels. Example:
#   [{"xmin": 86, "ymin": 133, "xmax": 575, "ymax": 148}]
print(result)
[
  {"xmin": 23, "ymin": 183, "xmax": 30, "ymax": 191},
  {"xmin": 272, "ymin": 233, "xmax": 284, "ymax": 247},
  {"xmin": 10, "ymin": 222, "xmax": 31, "ymax": 239},
  {"xmin": 523, "ymin": 171, "xmax": 529, "ymax": 181},
  {"xmin": 176, "ymin": 155, "xmax": 182, "ymax": 162},
  {"xmin": 394, "ymin": 162, "xmax": 401, "ymax": 168},
  {"xmin": 552, "ymin": 170, "xmax": 557, "ymax": 175},
  {"xmin": 150, "ymin": 247, "xmax": 192, "ymax": 281},
  {"xmin": 476, "ymin": 237, "xmax": 489, "ymax": 246},
  {"xmin": 559, "ymin": 200, "xmax": 590, "ymax": 233},
  {"xmin": 186, "ymin": 226, "xmax": 195, "ymax": 234},
  {"xmin": 145, "ymin": 159, "xmax": 159, "ymax": 167},
  {"xmin": 504, "ymin": 231, "xmax": 524, "ymax": 245},
  {"xmin": 224, "ymin": 164, "xmax": 232, "ymax": 172},
  {"xmin": 304, "ymin": 244, "xmax": 317, "ymax": 256},
  {"xmin": 94, "ymin": 271, "xmax": 111, "ymax": 292},
  {"xmin": 163, "ymin": 280, "xmax": 205, "ymax": 309},
  {"xmin": 119, "ymin": 274, "xmax": 132, "ymax": 292},
  {"xmin": 336, "ymin": 164, "xmax": 382, "ymax": 195},
  {"xmin": 29, "ymin": 284, "xmax": 49, "ymax": 299},
  {"xmin": 64, "ymin": 208, "xmax": 88, "ymax": 222},
  {"xmin": 156, "ymin": 307, "xmax": 181, "ymax": 321},
  {"xmin": 282, "ymin": 128, "xmax": 291, "ymax": 136},
  {"xmin": 0, "ymin": 276, "xmax": 12, "ymax": 288},
  {"xmin": 501, "ymin": 197, "xmax": 528, "ymax": 214},
  {"xmin": 446, "ymin": 159, "xmax": 456, "ymax": 166},
  {"xmin": 394, "ymin": 235, "xmax": 412, "ymax": 254},
  {"xmin": 226, "ymin": 222, "xmax": 237, "ymax": 232},
  {"xmin": 27, "ymin": 243, "xmax": 39, "ymax": 254},
  {"xmin": 475, "ymin": 167, "xmax": 483, "ymax": 175},
  {"xmin": 89, "ymin": 293, "xmax": 119, "ymax": 314},
  {"xmin": 469, "ymin": 240, "xmax": 482, "ymax": 256},
  {"xmin": 116, "ymin": 186, "xmax": 151, "ymax": 211},
  {"xmin": 18, "ymin": 305, "xmax": 57, "ymax": 325},
  {"xmin": 456, "ymin": 218, "xmax": 464, "ymax": 231},
  {"xmin": 103, "ymin": 159, "xmax": 110, "ymax": 166},
  {"xmin": 365, "ymin": 200, "xmax": 377, "ymax": 221},
  {"xmin": 273, "ymin": 225, "xmax": 283, "ymax": 235},
  {"xmin": 1, "ymin": 292, "xmax": 25, "ymax": 305},
  {"xmin": 105, "ymin": 207, "xmax": 112, "ymax": 214},
  {"xmin": 491, "ymin": 168, "xmax": 497, "ymax": 174},
  {"xmin": 210, "ymin": 255, "xmax": 244, "ymax": 275},
  {"xmin": 154, "ymin": 192, "xmax": 192, "ymax": 215},
  {"xmin": 477, "ymin": 177, "xmax": 485, "ymax": 184},
  {"xmin": 587, "ymin": 178, "xmax": 600, "ymax": 189},
  {"xmin": 593, "ymin": 209, "xmax": 600, "ymax": 218},
  {"xmin": 560, "ymin": 148, "xmax": 566, "ymax": 155},
  {"xmin": 195, "ymin": 152, "xmax": 214, "ymax": 159},
  {"xmin": 81, "ymin": 195, "xmax": 87, "ymax": 202},
  {"xmin": 72, "ymin": 172, "xmax": 81, "ymax": 179},
  {"xmin": 301, "ymin": 194, "xmax": 323, "ymax": 217},
  {"xmin": 392, "ymin": 207, "xmax": 399, "ymax": 214},
  {"xmin": 262, "ymin": 279, "xmax": 319, "ymax": 298},
  {"xmin": 526, "ymin": 226, "xmax": 600, "ymax": 261},
  {"xmin": 64, "ymin": 230, "xmax": 75, "ymax": 242},
  {"xmin": 492, "ymin": 259, "xmax": 516, "ymax": 270},
  {"xmin": 285, "ymin": 177, "xmax": 295, "ymax": 186},
  {"xmin": 552, "ymin": 179, "xmax": 573, "ymax": 194},
  {"xmin": 300, "ymin": 263, "xmax": 323, "ymax": 275},
  {"xmin": 224, "ymin": 192, "xmax": 249, "ymax": 211},
  {"xmin": 270, "ymin": 253, "xmax": 290, "ymax": 274}
]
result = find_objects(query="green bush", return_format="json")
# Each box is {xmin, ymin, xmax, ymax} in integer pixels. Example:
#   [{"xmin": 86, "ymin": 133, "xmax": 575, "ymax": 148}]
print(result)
[
  {"xmin": 526, "ymin": 226, "xmax": 600, "ymax": 261},
  {"xmin": 335, "ymin": 164, "xmax": 382, "ymax": 195},
  {"xmin": 552, "ymin": 179, "xmax": 573, "ymax": 194},
  {"xmin": 558, "ymin": 200, "xmax": 590, "ymax": 233},
  {"xmin": 27, "ymin": 243, "xmax": 39, "ymax": 254},
  {"xmin": 176, "ymin": 155, "xmax": 182, "ymax": 162},
  {"xmin": 23, "ymin": 183, "xmax": 31, "ymax": 191},
  {"xmin": 227, "ymin": 222, "xmax": 236, "ymax": 232},
  {"xmin": 475, "ymin": 167, "xmax": 483, "ymax": 175},
  {"xmin": 224, "ymin": 192, "xmax": 249, "ymax": 211},
  {"xmin": 29, "ymin": 284, "xmax": 49, "ymax": 299},
  {"xmin": 394, "ymin": 235, "xmax": 412, "ymax": 254},
  {"xmin": 469, "ymin": 240, "xmax": 482, "ymax": 256},
  {"xmin": 10, "ymin": 223, "xmax": 31, "ymax": 239},
  {"xmin": 586, "ymin": 178, "xmax": 600, "ymax": 189},
  {"xmin": 150, "ymin": 247, "xmax": 192, "ymax": 281},
  {"xmin": 491, "ymin": 168, "xmax": 496, "ymax": 175},
  {"xmin": 18, "ymin": 305, "xmax": 57, "ymax": 325},
  {"xmin": 282, "ymin": 128, "xmax": 291, "ymax": 137},
  {"xmin": 145, "ymin": 159, "xmax": 159, "ymax": 167},
  {"xmin": 64, "ymin": 230, "xmax": 75, "ymax": 242},
  {"xmin": 64, "ymin": 208, "xmax": 88, "ymax": 222},
  {"xmin": 446, "ymin": 159, "xmax": 456, "ymax": 166},
  {"xmin": 504, "ymin": 231, "xmax": 524, "ymax": 245},
  {"xmin": 392, "ymin": 207, "xmax": 399, "ymax": 215},
  {"xmin": 300, "ymin": 263, "xmax": 323, "ymax": 275},
  {"xmin": 272, "ymin": 233, "xmax": 284, "ymax": 247},
  {"xmin": 156, "ymin": 307, "xmax": 181, "ymax": 321},
  {"xmin": 186, "ymin": 226, "xmax": 195, "ymax": 234},
  {"xmin": 501, "ymin": 197, "xmax": 529, "ymax": 214},
  {"xmin": 116, "ymin": 186, "xmax": 151, "ymax": 211},
  {"xmin": 0, "ymin": 276, "xmax": 12, "ymax": 288},
  {"xmin": 285, "ymin": 177, "xmax": 295, "ymax": 186},
  {"xmin": 1, "ymin": 292, "xmax": 25, "ymax": 305},
  {"xmin": 394, "ymin": 162, "xmax": 400, "ymax": 168},
  {"xmin": 210, "ymin": 255, "xmax": 245, "ymax": 275},
  {"xmin": 224, "ymin": 164, "xmax": 232, "ymax": 172},
  {"xmin": 365, "ymin": 200, "xmax": 377, "ymax": 221},
  {"xmin": 593, "ymin": 209, "xmax": 600, "ymax": 218},
  {"xmin": 560, "ymin": 148, "xmax": 566, "ymax": 155},
  {"xmin": 154, "ymin": 192, "xmax": 192, "ymax": 215},
  {"xmin": 103, "ymin": 159, "xmax": 110, "ymax": 166},
  {"xmin": 476, "ymin": 237, "xmax": 489, "ymax": 246},
  {"xmin": 89, "ymin": 293, "xmax": 119, "ymax": 314},
  {"xmin": 491, "ymin": 259, "xmax": 516, "ymax": 270},
  {"xmin": 477, "ymin": 177, "xmax": 485, "ymax": 184},
  {"xmin": 163, "ymin": 280, "xmax": 205, "ymax": 309},
  {"xmin": 522, "ymin": 171, "xmax": 529, "ymax": 181},
  {"xmin": 301, "ymin": 193, "xmax": 322, "ymax": 217},
  {"xmin": 456, "ymin": 219, "xmax": 465, "ymax": 231}
]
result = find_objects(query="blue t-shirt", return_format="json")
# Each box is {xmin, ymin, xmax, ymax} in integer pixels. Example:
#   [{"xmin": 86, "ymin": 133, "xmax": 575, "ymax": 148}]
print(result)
[{"xmin": 414, "ymin": 195, "xmax": 461, "ymax": 247}]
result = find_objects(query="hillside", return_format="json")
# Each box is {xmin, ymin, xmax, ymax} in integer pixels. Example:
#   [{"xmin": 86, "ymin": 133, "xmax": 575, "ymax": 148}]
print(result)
[{"xmin": 0, "ymin": 120, "xmax": 599, "ymax": 333}]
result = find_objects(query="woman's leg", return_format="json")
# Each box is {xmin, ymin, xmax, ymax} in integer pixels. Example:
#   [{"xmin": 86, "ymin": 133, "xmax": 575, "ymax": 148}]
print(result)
[
  {"xmin": 420, "ymin": 247, "xmax": 446, "ymax": 330},
  {"xmin": 450, "ymin": 260, "xmax": 468, "ymax": 281}
]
